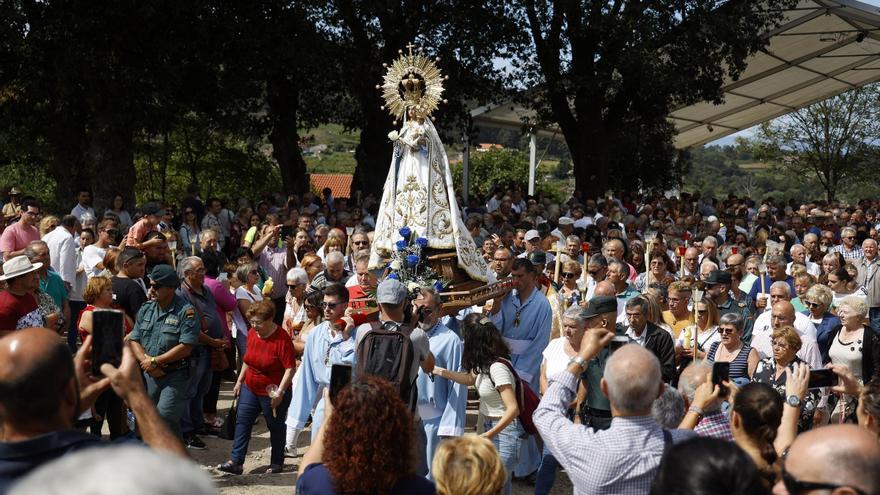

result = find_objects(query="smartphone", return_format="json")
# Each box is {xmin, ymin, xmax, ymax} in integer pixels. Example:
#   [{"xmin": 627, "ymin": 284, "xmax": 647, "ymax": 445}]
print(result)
[
  {"xmin": 808, "ymin": 369, "xmax": 836, "ymax": 389},
  {"xmin": 280, "ymin": 225, "xmax": 294, "ymax": 239},
  {"xmin": 91, "ymin": 309, "xmax": 124, "ymax": 376},
  {"xmin": 712, "ymin": 361, "xmax": 730, "ymax": 395},
  {"xmin": 609, "ymin": 336, "xmax": 629, "ymax": 354},
  {"xmin": 329, "ymin": 364, "xmax": 352, "ymax": 405}
]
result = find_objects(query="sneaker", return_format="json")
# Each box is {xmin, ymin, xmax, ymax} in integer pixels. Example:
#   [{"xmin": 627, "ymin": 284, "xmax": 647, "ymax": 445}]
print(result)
[
  {"xmin": 197, "ymin": 426, "xmax": 220, "ymax": 438},
  {"xmin": 185, "ymin": 434, "xmax": 207, "ymax": 450},
  {"xmin": 284, "ymin": 446, "xmax": 297, "ymax": 458},
  {"xmin": 216, "ymin": 460, "xmax": 243, "ymax": 475}
]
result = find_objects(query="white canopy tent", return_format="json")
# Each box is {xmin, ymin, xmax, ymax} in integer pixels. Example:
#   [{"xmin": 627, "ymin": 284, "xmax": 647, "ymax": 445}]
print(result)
[{"xmin": 465, "ymin": 0, "xmax": 880, "ymax": 199}]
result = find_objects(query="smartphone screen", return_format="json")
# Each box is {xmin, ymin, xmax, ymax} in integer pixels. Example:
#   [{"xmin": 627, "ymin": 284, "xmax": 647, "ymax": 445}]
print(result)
[
  {"xmin": 91, "ymin": 309, "xmax": 124, "ymax": 376},
  {"xmin": 808, "ymin": 369, "xmax": 836, "ymax": 389},
  {"xmin": 329, "ymin": 364, "xmax": 352, "ymax": 405},
  {"xmin": 712, "ymin": 361, "xmax": 730, "ymax": 394}
]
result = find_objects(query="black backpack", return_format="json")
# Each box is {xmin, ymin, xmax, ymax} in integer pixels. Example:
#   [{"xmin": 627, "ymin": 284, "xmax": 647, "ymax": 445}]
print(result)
[{"xmin": 355, "ymin": 321, "xmax": 417, "ymax": 411}]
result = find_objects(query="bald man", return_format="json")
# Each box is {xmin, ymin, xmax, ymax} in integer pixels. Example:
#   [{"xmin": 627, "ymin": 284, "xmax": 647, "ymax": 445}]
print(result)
[
  {"xmin": 751, "ymin": 300, "xmax": 822, "ymax": 369},
  {"xmin": 535, "ymin": 318, "xmax": 693, "ymax": 495},
  {"xmin": 773, "ymin": 424, "xmax": 880, "ymax": 495},
  {"xmin": 855, "ymin": 238, "xmax": 880, "ymax": 334},
  {"xmin": 0, "ymin": 329, "xmax": 184, "ymax": 490},
  {"xmin": 683, "ymin": 247, "xmax": 700, "ymax": 279}
]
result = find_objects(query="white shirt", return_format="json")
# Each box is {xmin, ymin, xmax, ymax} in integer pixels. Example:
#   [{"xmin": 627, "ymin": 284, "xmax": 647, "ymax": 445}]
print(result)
[
  {"xmin": 232, "ymin": 286, "xmax": 262, "ymax": 338},
  {"xmin": 751, "ymin": 312, "xmax": 822, "ymax": 369},
  {"xmin": 81, "ymin": 244, "xmax": 108, "ymax": 278},
  {"xmin": 787, "ymin": 260, "xmax": 820, "ymax": 277},
  {"xmin": 542, "ymin": 338, "xmax": 571, "ymax": 378},
  {"xmin": 70, "ymin": 204, "xmax": 95, "ymax": 222},
  {"xmin": 43, "ymin": 226, "xmax": 76, "ymax": 285}
]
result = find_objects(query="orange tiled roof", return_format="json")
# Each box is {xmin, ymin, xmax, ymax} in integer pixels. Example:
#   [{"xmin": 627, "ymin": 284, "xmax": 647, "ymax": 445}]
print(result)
[{"xmin": 310, "ymin": 174, "xmax": 352, "ymax": 199}]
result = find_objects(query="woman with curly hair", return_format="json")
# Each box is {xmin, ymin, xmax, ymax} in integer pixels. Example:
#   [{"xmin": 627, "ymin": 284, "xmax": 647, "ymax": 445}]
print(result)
[
  {"xmin": 433, "ymin": 313, "xmax": 519, "ymax": 495},
  {"xmin": 296, "ymin": 376, "xmax": 434, "ymax": 494}
]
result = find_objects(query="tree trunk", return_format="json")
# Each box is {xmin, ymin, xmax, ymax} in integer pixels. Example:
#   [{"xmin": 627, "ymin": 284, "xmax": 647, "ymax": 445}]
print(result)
[
  {"xmin": 267, "ymin": 76, "xmax": 309, "ymax": 195},
  {"xmin": 86, "ymin": 115, "xmax": 136, "ymax": 212}
]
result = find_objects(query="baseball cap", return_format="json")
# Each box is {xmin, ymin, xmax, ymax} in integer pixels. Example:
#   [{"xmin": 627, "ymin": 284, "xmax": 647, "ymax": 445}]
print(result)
[
  {"xmin": 558, "ymin": 217, "xmax": 574, "ymax": 226},
  {"xmin": 704, "ymin": 269, "xmax": 732, "ymax": 286},
  {"xmin": 527, "ymin": 250, "xmax": 547, "ymax": 265},
  {"xmin": 524, "ymin": 229, "xmax": 540, "ymax": 241},
  {"xmin": 582, "ymin": 296, "xmax": 617, "ymax": 318},
  {"xmin": 376, "ymin": 278, "xmax": 408, "ymax": 305},
  {"xmin": 148, "ymin": 264, "xmax": 180, "ymax": 289}
]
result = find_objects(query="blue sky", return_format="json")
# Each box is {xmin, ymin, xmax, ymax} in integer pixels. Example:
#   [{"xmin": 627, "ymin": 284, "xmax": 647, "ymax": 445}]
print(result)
[{"xmin": 706, "ymin": 0, "xmax": 880, "ymax": 146}]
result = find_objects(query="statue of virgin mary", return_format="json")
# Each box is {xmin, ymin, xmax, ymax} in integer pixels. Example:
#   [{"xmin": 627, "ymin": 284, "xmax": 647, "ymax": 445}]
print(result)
[{"xmin": 368, "ymin": 48, "xmax": 487, "ymax": 281}]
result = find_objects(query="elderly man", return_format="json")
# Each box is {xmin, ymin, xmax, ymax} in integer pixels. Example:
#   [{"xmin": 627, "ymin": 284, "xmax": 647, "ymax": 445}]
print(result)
[
  {"xmin": 751, "ymin": 299, "xmax": 822, "ymax": 369},
  {"xmin": 413, "ymin": 287, "xmax": 467, "ymax": 478},
  {"xmin": 662, "ymin": 281, "xmax": 694, "ymax": 339},
  {"xmin": 774, "ymin": 424, "xmax": 880, "ymax": 495},
  {"xmin": 749, "ymin": 255, "xmax": 794, "ymax": 312},
  {"xmin": 25, "ymin": 241, "xmax": 68, "ymax": 334},
  {"xmin": 676, "ymin": 362, "xmax": 732, "ymax": 441},
  {"xmin": 0, "ymin": 197, "xmax": 40, "ymax": 261},
  {"xmin": 606, "ymin": 260, "xmax": 639, "ymax": 324},
  {"xmin": 129, "ymin": 265, "xmax": 200, "ymax": 437},
  {"xmin": 309, "ymin": 251, "xmax": 350, "ymax": 294},
  {"xmin": 344, "ymin": 229, "xmax": 371, "ymax": 272},
  {"xmin": 0, "ymin": 328, "xmax": 185, "ymax": 490},
  {"xmin": 699, "ymin": 235, "xmax": 721, "ymax": 267},
  {"xmin": 830, "ymin": 226, "xmax": 863, "ymax": 261},
  {"xmin": 621, "ymin": 296, "xmax": 676, "ymax": 383},
  {"xmin": 517, "ymin": 229, "xmax": 542, "ymax": 258},
  {"xmin": 855, "ymin": 238, "xmax": 880, "ymax": 334},
  {"xmin": 787, "ymin": 244, "xmax": 820, "ymax": 277},
  {"xmin": 682, "ymin": 247, "xmax": 700, "ymax": 280},
  {"xmin": 176, "ymin": 257, "xmax": 226, "ymax": 449},
  {"xmin": 488, "ymin": 257, "xmax": 551, "ymax": 480},
  {"xmin": 603, "ymin": 238, "xmax": 637, "ymax": 281},
  {"xmin": 535, "ymin": 326, "xmax": 692, "ymax": 495}
]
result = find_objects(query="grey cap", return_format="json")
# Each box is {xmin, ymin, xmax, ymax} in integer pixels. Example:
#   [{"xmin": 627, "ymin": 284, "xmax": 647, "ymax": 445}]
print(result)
[
  {"xmin": 377, "ymin": 278, "xmax": 408, "ymax": 305},
  {"xmin": 524, "ymin": 229, "xmax": 540, "ymax": 241}
]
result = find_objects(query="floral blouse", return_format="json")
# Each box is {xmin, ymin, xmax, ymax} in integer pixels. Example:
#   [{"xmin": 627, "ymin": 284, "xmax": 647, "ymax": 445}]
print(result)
[{"xmin": 752, "ymin": 356, "xmax": 818, "ymax": 432}]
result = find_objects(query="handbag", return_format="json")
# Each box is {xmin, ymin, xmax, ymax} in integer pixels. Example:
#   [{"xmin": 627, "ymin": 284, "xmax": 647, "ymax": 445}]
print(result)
[
  {"xmin": 219, "ymin": 398, "xmax": 238, "ymax": 440},
  {"xmin": 210, "ymin": 347, "xmax": 230, "ymax": 371}
]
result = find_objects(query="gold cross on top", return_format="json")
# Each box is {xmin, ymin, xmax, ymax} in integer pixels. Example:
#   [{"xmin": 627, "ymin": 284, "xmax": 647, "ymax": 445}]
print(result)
[{"xmin": 406, "ymin": 42, "xmax": 416, "ymax": 56}]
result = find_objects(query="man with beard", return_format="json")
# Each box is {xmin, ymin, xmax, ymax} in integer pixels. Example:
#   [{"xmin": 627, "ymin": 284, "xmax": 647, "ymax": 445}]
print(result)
[{"xmin": 0, "ymin": 328, "xmax": 184, "ymax": 490}]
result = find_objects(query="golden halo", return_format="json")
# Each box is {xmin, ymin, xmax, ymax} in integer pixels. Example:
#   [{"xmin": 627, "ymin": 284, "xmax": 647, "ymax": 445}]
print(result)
[{"xmin": 378, "ymin": 44, "xmax": 446, "ymax": 121}]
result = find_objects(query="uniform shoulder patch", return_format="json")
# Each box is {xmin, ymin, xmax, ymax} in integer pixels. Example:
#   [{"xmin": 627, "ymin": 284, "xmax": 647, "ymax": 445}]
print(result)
[{"xmin": 185, "ymin": 308, "xmax": 196, "ymax": 319}]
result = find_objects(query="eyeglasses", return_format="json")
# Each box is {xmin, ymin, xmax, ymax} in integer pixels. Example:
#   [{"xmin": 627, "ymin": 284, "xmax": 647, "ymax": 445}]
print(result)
[
  {"xmin": 844, "ymin": 236, "xmax": 856, "ymax": 240},
  {"xmin": 287, "ymin": 284, "xmax": 299, "ymax": 290},
  {"xmin": 321, "ymin": 301, "xmax": 342, "ymax": 310},
  {"xmin": 771, "ymin": 340, "xmax": 789, "ymax": 349},
  {"xmin": 718, "ymin": 327, "xmax": 737, "ymax": 335},
  {"xmin": 726, "ymin": 262, "xmax": 742, "ymax": 268},
  {"xmin": 562, "ymin": 272, "xmax": 577, "ymax": 279},
  {"xmin": 781, "ymin": 466, "xmax": 866, "ymax": 495},
  {"xmin": 353, "ymin": 240, "xmax": 369, "ymax": 246}
]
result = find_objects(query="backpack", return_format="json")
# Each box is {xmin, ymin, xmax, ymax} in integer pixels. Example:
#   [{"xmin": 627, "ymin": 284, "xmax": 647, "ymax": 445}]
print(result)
[
  {"xmin": 488, "ymin": 358, "xmax": 541, "ymax": 436},
  {"xmin": 355, "ymin": 321, "xmax": 417, "ymax": 411}
]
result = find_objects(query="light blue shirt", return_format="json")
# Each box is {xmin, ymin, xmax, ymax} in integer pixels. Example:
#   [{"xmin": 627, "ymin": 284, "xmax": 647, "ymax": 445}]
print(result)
[
  {"xmin": 416, "ymin": 323, "xmax": 467, "ymax": 436},
  {"xmin": 490, "ymin": 287, "xmax": 552, "ymax": 390}
]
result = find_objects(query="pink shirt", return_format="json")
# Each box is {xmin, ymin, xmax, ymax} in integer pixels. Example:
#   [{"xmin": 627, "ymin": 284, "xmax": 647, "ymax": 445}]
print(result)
[
  {"xmin": 205, "ymin": 276, "xmax": 237, "ymax": 338},
  {"xmin": 126, "ymin": 218, "xmax": 154, "ymax": 246},
  {"xmin": 0, "ymin": 222, "xmax": 39, "ymax": 257}
]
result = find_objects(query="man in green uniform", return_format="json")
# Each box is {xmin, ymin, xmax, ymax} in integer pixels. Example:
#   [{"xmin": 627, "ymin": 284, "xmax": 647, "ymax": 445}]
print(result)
[
  {"xmin": 706, "ymin": 270, "xmax": 754, "ymax": 340},
  {"xmin": 129, "ymin": 264, "xmax": 199, "ymax": 437},
  {"xmin": 576, "ymin": 295, "xmax": 621, "ymax": 431}
]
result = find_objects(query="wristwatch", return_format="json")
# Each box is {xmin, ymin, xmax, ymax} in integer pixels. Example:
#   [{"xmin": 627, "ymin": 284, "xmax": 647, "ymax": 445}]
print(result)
[
  {"xmin": 786, "ymin": 395, "xmax": 801, "ymax": 408},
  {"xmin": 569, "ymin": 356, "xmax": 589, "ymax": 371}
]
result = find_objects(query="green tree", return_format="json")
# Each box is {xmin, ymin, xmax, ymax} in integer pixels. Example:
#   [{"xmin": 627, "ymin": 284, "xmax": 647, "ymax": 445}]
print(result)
[
  {"xmin": 511, "ymin": 0, "xmax": 796, "ymax": 196},
  {"xmin": 749, "ymin": 85, "xmax": 880, "ymax": 201}
]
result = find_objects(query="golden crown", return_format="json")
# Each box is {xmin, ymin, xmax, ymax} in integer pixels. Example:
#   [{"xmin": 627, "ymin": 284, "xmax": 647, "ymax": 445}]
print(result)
[{"xmin": 377, "ymin": 43, "xmax": 448, "ymax": 122}]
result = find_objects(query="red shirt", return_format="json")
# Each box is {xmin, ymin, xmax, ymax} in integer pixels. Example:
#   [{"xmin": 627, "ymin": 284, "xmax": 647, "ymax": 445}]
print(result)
[
  {"xmin": 0, "ymin": 291, "xmax": 38, "ymax": 331},
  {"xmin": 77, "ymin": 304, "xmax": 134, "ymax": 344},
  {"xmin": 244, "ymin": 326, "xmax": 296, "ymax": 396}
]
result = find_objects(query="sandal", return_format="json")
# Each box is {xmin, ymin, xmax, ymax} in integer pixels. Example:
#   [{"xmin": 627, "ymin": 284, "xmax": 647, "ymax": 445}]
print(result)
[
  {"xmin": 265, "ymin": 464, "xmax": 283, "ymax": 474},
  {"xmin": 216, "ymin": 460, "xmax": 243, "ymax": 475}
]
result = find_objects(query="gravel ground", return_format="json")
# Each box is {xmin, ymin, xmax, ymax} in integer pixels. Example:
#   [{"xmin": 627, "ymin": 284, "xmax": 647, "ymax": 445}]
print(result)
[{"xmin": 186, "ymin": 382, "xmax": 573, "ymax": 494}]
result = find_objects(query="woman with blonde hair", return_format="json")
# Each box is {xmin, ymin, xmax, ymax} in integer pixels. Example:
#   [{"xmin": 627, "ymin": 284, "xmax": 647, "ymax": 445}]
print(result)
[
  {"xmin": 38, "ymin": 215, "xmax": 60, "ymax": 238},
  {"xmin": 433, "ymin": 436, "xmax": 506, "ymax": 495}
]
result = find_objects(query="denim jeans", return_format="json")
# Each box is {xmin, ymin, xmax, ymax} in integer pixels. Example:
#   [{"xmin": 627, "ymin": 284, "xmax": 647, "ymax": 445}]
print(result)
[
  {"xmin": 231, "ymin": 383, "xmax": 291, "ymax": 467},
  {"xmin": 870, "ymin": 307, "xmax": 880, "ymax": 336},
  {"xmin": 484, "ymin": 418, "xmax": 522, "ymax": 495},
  {"xmin": 534, "ymin": 444, "xmax": 560, "ymax": 495},
  {"xmin": 180, "ymin": 347, "xmax": 212, "ymax": 435},
  {"xmin": 68, "ymin": 300, "xmax": 87, "ymax": 352}
]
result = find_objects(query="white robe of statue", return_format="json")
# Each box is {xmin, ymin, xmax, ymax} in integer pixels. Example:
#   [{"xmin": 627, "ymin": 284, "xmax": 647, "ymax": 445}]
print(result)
[{"xmin": 369, "ymin": 117, "xmax": 487, "ymax": 281}]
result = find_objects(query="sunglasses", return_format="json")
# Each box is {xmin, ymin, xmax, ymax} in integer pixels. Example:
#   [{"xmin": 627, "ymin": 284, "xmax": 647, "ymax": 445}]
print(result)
[
  {"xmin": 781, "ymin": 466, "xmax": 866, "ymax": 495},
  {"xmin": 321, "ymin": 302, "xmax": 342, "ymax": 310},
  {"xmin": 562, "ymin": 272, "xmax": 577, "ymax": 279},
  {"xmin": 304, "ymin": 304, "xmax": 318, "ymax": 310},
  {"xmin": 287, "ymin": 284, "xmax": 299, "ymax": 289},
  {"xmin": 718, "ymin": 327, "xmax": 737, "ymax": 335},
  {"xmin": 353, "ymin": 240, "xmax": 369, "ymax": 245},
  {"xmin": 844, "ymin": 236, "xmax": 856, "ymax": 240}
]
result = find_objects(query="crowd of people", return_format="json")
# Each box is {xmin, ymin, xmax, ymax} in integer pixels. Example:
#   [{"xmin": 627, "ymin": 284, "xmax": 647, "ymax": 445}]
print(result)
[{"xmin": 1, "ymin": 183, "xmax": 880, "ymax": 494}]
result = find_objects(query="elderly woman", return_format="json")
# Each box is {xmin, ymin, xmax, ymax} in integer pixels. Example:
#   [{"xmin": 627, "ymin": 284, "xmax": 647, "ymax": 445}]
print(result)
[
  {"xmin": 752, "ymin": 326, "xmax": 818, "ymax": 431},
  {"xmin": 218, "ymin": 300, "xmax": 295, "ymax": 475},
  {"xmin": 433, "ymin": 436, "xmax": 506, "ymax": 495},
  {"xmin": 803, "ymin": 283, "xmax": 841, "ymax": 362},
  {"xmin": 826, "ymin": 297, "xmax": 879, "ymax": 423},
  {"xmin": 790, "ymin": 271, "xmax": 815, "ymax": 313},
  {"xmin": 232, "ymin": 262, "xmax": 263, "ymax": 360},
  {"xmin": 676, "ymin": 299, "xmax": 720, "ymax": 361},
  {"xmin": 827, "ymin": 266, "xmax": 867, "ymax": 311},
  {"xmin": 77, "ymin": 276, "xmax": 134, "ymax": 439},
  {"xmin": 635, "ymin": 252, "xmax": 675, "ymax": 293},
  {"xmin": 299, "ymin": 253, "xmax": 323, "ymax": 283},
  {"xmin": 535, "ymin": 306, "xmax": 587, "ymax": 495},
  {"xmin": 296, "ymin": 376, "xmax": 434, "ymax": 494},
  {"xmin": 282, "ymin": 267, "xmax": 309, "ymax": 339},
  {"xmin": 706, "ymin": 313, "xmax": 759, "ymax": 384}
]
